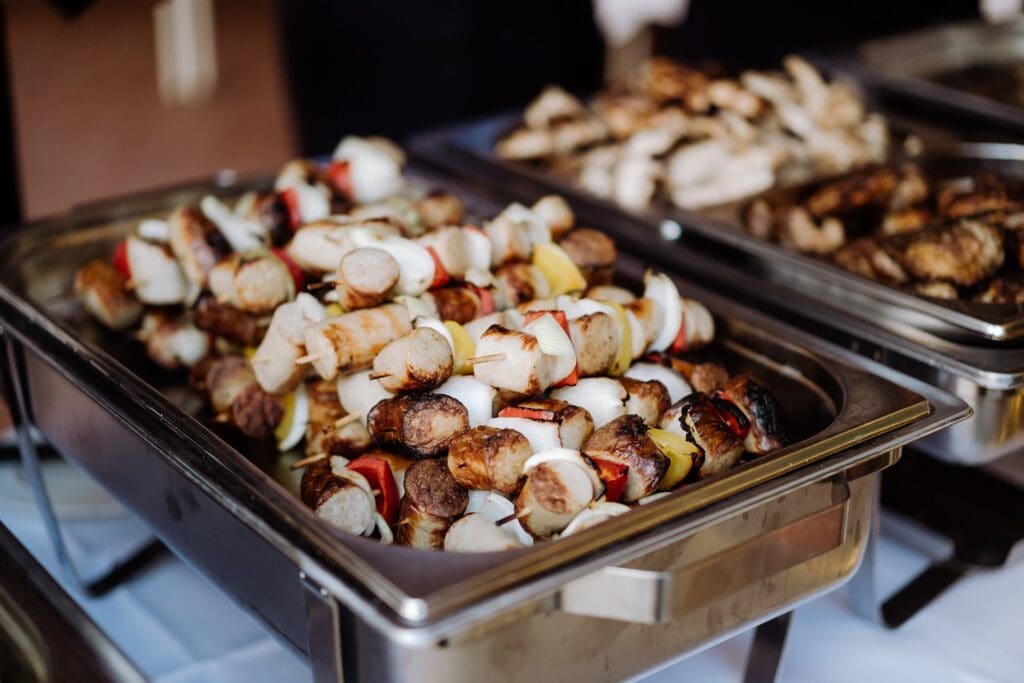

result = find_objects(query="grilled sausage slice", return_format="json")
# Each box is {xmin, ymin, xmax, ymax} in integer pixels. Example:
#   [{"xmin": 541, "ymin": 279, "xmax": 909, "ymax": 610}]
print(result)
[
  {"xmin": 448, "ymin": 426, "xmax": 533, "ymax": 496},
  {"xmin": 582, "ymin": 414, "xmax": 668, "ymax": 502},
  {"xmin": 306, "ymin": 379, "xmax": 371, "ymax": 457},
  {"xmin": 558, "ymin": 228, "xmax": 616, "ymax": 286},
  {"xmin": 673, "ymin": 393, "xmax": 745, "ymax": 478},
  {"xmin": 421, "ymin": 287, "xmax": 483, "ymax": 324},
  {"xmin": 515, "ymin": 461, "xmax": 593, "ymax": 537},
  {"xmin": 403, "ymin": 458, "xmax": 469, "ymax": 519},
  {"xmin": 138, "ymin": 312, "xmax": 210, "ymax": 369},
  {"xmin": 472, "ymin": 325, "xmax": 556, "ymax": 395},
  {"xmin": 372, "ymin": 327, "xmax": 454, "ymax": 393},
  {"xmin": 493, "ymin": 263, "xmax": 552, "ymax": 310},
  {"xmin": 252, "ymin": 293, "xmax": 326, "ymax": 394},
  {"xmin": 301, "ymin": 457, "xmax": 376, "ymax": 535},
  {"xmin": 567, "ymin": 312, "xmax": 618, "ymax": 377},
  {"xmin": 719, "ymin": 375, "xmax": 787, "ymax": 455},
  {"xmin": 395, "ymin": 498, "xmax": 450, "ymax": 550},
  {"xmin": 621, "ymin": 377, "xmax": 671, "ymax": 426},
  {"xmin": 444, "ymin": 513, "xmax": 523, "ymax": 552},
  {"xmin": 417, "ymin": 190, "xmax": 465, "ymax": 230},
  {"xmin": 168, "ymin": 206, "xmax": 227, "ymax": 288},
  {"xmin": 205, "ymin": 356, "xmax": 284, "ymax": 438},
  {"xmin": 335, "ymin": 247, "xmax": 400, "ymax": 310},
  {"xmin": 512, "ymin": 398, "xmax": 595, "ymax": 450},
  {"xmin": 74, "ymin": 260, "xmax": 143, "ymax": 330},
  {"xmin": 305, "ymin": 304, "xmax": 413, "ymax": 380},
  {"xmin": 193, "ymin": 296, "xmax": 266, "ymax": 347},
  {"xmin": 208, "ymin": 250, "xmax": 294, "ymax": 315},
  {"xmin": 367, "ymin": 393, "xmax": 469, "ymax": 458}
]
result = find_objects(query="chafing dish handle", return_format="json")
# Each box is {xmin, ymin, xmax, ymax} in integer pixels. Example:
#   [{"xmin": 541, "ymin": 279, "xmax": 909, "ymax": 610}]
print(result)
[{"xmin": 557, "ymin": 475, "xmax": 851, "ymax": 624}]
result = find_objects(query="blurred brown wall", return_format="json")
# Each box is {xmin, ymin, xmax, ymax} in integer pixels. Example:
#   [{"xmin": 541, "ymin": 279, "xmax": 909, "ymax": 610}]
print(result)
[{"xmin": 5, "ymin": 0, "xmax": 296, "ymax": 220}]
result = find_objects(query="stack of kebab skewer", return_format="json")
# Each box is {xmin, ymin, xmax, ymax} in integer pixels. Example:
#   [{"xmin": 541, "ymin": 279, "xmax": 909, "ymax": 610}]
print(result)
[
  {"xmin": 496, "ymin": 55, "xmax": 888, "ymax": 212},
  {"xmin": 74, "ymin": 135, "xmax": 788, "ymax": 553}
]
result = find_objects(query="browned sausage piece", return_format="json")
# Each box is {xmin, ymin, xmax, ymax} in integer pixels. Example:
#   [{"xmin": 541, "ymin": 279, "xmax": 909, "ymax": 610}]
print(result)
[
  {"xmin": 306, "ymin": 379, "xmax": 371, "ymax": 458},
  {"xmin": 395, "ymin": 498, "xmax": 450, "ymax": 550},
  {"xmin": 513, "ymin": 398, "xmax": 595, "ymax": 450},
  {"xmin": 367, "ymin": 394, "xmax": 469, "ymax": 459},
  {"xmin": 73, "ymin": 260, "xmax": 143, "ymax": 330},
  {"xmin": 720, "ymin": 375, "xmax": 787, "ymax": 455},
  {"xmin": 669, "ymin": 359, "xmax": 730, "ymax": 395},
  {"xmin": 448, "ymin": 426, "xmax": 532, "ymax": 496},
  {"xmin": 675, "ymin": 393, "xmax": 744, "ymax": 478},
  {"xmin": 305, "ymin": 304, "xmax": 413, "ymax": 380},
  {"xmin": 621, "ymin": 377, "xmax": 671, "ymax": 427},
  {"xmin": 531, "ymin": 195, "xmax": 575, "ymax": 239},
  {"xmin": 422, "ymin": 287, "xmax": 482, "ymax": 324},
  {"xmin": 204, "ymin": 356, "xmax": 284, "ymax": 438},
  {"xmin": 582, "ymin": 414, "xmax": 668, "ymax": 502},
  {"xmin": 168, "ymin": 206, "xmax": 227, "ymax": 287},
  {"xmin": 335, "ymin": 247, "xmax": 400, "ymax": 310},
  {"xmin": 417, "ymin": 190, "xmax": 466, "ymax": 230},
  {"xmin": 209, "ymin": 251, "xmax": 294, "ymax": 315},
  {"xmin": 300, "ymin": 457, "xmax": 376, "ymax": 535},
  {"xmin": 515, "ymin": 461, "xmax": 593, "ymax": 538},
  {"xmin": 568, "ymin": 312, "xmax": 618, "ymax": 377},
  {"xmin": 493, "ymin": 263, "xmax": 552, "ymax": 309},
  {"xmin": 403, "ymin": 458, "xmax": 469, "ymax": 518},
  {"xmin": 193, "ymin": 296, "xmax": 267, "ymax": 347},
  {"xmin": 372, "ymin": 327, "xmax": 454, "ymax": 393},
  {"xmin": 558, "ymin": 228, "xmax": 616, "ymax": 286}
]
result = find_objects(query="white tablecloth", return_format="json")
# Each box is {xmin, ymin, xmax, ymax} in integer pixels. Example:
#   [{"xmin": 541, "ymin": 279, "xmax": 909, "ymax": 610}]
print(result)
[{"xmin": 2, "ymin": 459, "xmax": 1022, "ymax": 683}]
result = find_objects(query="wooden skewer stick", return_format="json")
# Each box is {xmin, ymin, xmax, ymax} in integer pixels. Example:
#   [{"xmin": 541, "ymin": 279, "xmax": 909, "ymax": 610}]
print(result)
[
  {"xmin": 306, "ymin": 280, "xmax": 336, "ymax": 291},
  {"xmin": 368, "ymin": 371, "xmax": 391, "ymax": 381},
  {"xmin": 213, "ymin": 413, "xmax": 231, "ymax": 424},
  {"xmin": 468, "ymin": 353, "xmax": 505, "ymax": 365},
  {"xmin": 290, "ymin": 452, "xmax": 327, "ymax": 470},
  {"xmin": 295, "ymin": 353, "xmax": 321, "ymax": 365},
  {"xmin": 333, "ymin": 413, "xmax": 361, "ymax": 429},
  {"xmin": 495, "ymin": 509, "xmax": 529, "ymax": 526}
]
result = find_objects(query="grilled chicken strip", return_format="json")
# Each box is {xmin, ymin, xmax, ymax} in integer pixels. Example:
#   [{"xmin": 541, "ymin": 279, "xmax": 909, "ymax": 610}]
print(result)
[
  {"xmin": 208, "ymin": 250, "xmax": 294, "ymax": 315},
  {"xmin": 306, "ymin": 379, "xmax": 372, "ymax": 458},
  {"xmin": 335, "ymin": 247, "xmax": 400, "ymax": 310},
  {"xmin": 305, "ymin": 303, "xmax": 413, "ymax": 380},
  {"xmin": 558, "ymin": 228, "xmax": 617, "ymax": 287},
  {"xmin": 582, "ymin": 414, "xmax": 669, "ymax": 502},
  {"xmin": 168, "ymin": 206, "xmax": 228, "ymax": 288},
  {"xmin": 193, "ymin": 296, "xmax": 266, "ymax": 347},
  {"xmin": 416, "ymin": 190, "xmax": 465, "ymax": 230},
  {"xmin": 888, "ymin": 218, "xmax": 1004, "ymax": 287},
  {"xmin": 367, "ymin": 393, "xmax": 469, "ymax": 458},
  {"xmin": 74, "ymin": 260, "xmax": 143, "ymax": 330},
  {"xmin": 372, "ymin": 327, "xmax": 454, "ymax": 393},
  {"xmin": 301, "ymin": 457, "xmax": 376, "ymax": 536},
  {"xmin": 447, "ymin": 426, "xmax": 532, "ymax": 496},
  {"xmin": 667, "ymin": 393, "xmax": 744, "ymax": 478},
  {"xmin": 515, "ymin": 460, "xmax": 594, "ymax": 537},
  {"xmin": 205, "ymin": 356, "xmax": 284, "ymax": 438},
  {"xmin": 396, "ymin": 458, "xmax": 469, "ymax": 550},
  {"xmin": 719, "ymin": 375, "xmax": 787, "ymax": 455}
]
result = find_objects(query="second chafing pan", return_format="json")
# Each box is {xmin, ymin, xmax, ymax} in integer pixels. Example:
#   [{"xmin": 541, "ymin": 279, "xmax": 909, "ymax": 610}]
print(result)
[
  {"xmin": 414, "ymin": 118, "xmax": 1024, "ymax": 342},
  {"xmin": 0, "ymin": 167, "xmax": 967, "ymax": 681},
  {"xmin": 812, "ymin": 18, "xmax": 1024, "ymax": 137}
]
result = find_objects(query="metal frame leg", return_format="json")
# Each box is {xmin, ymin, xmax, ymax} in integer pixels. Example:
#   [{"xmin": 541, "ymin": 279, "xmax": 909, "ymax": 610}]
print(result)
[
  {"xmin": 743, "ymin": 612, "xmax": 792, "ymax": 683},
  {"xmin": 2, "ymin": 334, "xmax": 162, "ymax": 596},
  {"xmin": 847, "ymin": 473, "xmax": 882, "ymax": 623}
]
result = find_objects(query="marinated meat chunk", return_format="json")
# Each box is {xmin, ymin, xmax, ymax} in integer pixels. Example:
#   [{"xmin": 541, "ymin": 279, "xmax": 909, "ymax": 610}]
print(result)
[
  {"xmin": 367, "ymin": 393, "xmax": 469, "ymax": 458},
  {"xmin": 888, "ymin": 219, "xmax": 1004, "ymax": 287}
]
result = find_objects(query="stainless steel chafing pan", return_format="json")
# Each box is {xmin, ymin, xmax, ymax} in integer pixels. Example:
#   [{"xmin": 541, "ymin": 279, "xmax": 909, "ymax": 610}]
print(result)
[
  {"xmin": 0, "ymin": 168, "xmax": 967, "ymax": 682},
  {"xmin": 814, "ymin": 18, "xmax": 1024, "ymax": 136},
  {"xmin": 416, "ymin": 119, "xmax": 1024, "ymax": 342}
]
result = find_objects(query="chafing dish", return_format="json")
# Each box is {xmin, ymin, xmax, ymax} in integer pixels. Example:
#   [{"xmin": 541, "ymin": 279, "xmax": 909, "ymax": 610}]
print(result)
[
  {"xmin": 0, "ymin": 168, "xmax": 967, "ymax": 681},
  {"xmin": 814, "ymin": 18, "xmax": 1024, "ymax": 136}
]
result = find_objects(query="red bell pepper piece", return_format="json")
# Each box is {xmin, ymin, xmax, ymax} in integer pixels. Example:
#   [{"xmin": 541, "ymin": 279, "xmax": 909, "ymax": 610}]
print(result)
[
  {"xmin": 425, "ymin": 246, "xmax": 451, "ymax": 289},
  {"xmin": 669, "ymin": 318, "xmax": 687, "ymax": 354},
  {"xmin": 590, "ymin": 457, "xmax": 628, "ymax": 503},
  {"xmin": 112, "ymin": 240, "xmax": 131, "ymax": 280},
  {"xmin": 271, "ymin": 247, "xmax": 305, "ymax": 291},
  {"xmin": 347, "ymin": 455, "xmax": 400, "ymax": 526},
  {"xmin": 278, "ymin": 187, "xmax": 303, "ymax": 231},
  {"xmin": 523, "ymin": 310, "xmax": 579, "ymax": 387},
  {"xmin": 712, "ymin": 393, "xmax": 750, "ymax": 439},
  {"xmin": 498, "ymin": 406, "xmax": 557, "ymax": 421},
  {"xmin": 326, "ymin": 160, "xmax": 353, "ymax": 199}
]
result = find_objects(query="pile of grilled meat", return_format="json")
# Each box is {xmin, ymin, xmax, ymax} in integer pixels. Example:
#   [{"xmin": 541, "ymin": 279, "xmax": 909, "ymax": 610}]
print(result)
[
  {"xmin": 73, "ymin": 136, "xmax": 788, "ymax": 553},
  {"xmin": 496, "ymin": 55, "xmax": 887, "ymax": 212},
  {"xmin": 745, "ymin": 163, "xmax": 1024, "ymax": 303}
]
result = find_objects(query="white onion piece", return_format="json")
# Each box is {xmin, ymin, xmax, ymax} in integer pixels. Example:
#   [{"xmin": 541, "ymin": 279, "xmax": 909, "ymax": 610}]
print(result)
[
  {"xmin": 295, "ymin": 292, "xmax": 327, "ymax": 324},
  {"xmin": 625, "ymin": 363, "xmax": 692, "ymax": 404},
  {"xmin": 644, "ymin": 271, "xmax": 684, "ymax": 353},
  {"xmin": 375, "ymin": 513, "xmax": 394, "ymax": 544},
  {"xmin": 681, "ymin": 298, "xmax": 715, "ymax": 347},
  {"xmin": 444, "ymin": 514, "xmax": 523, "ymax": 552},
  {"xmin": 500, "ymin": 203, "xmax": 552, "ymax": 246},
  {"xmin": 561, "ymin": 502, "xmax": 631, "ymax": 536},
  {"xmin": 168, "ymin": 325, "xmax": 209, "ymax": 367},
  {"xmin": 463, "ymin": 227, "xmax": 494, "ymax": 272},
  {"xmin": 434, "ymin": 375, "xmax": 495, "ymax": 428},
  {"xmin": 199, "ymin": 195, "xmax": 264, "ymax": 253},
  {"xmin": 138, "ymin": 219, "xmax": 170, "ymax": 242},
  {"xmin": 332, "ymin": 136, "xmax": 405, "ymax": 203},
  {"xmin": 337, "ymin": 370, "xmax": 394, "ymax": 422},
  {"xmin": 465, "ymin": 491, "xmax": 533, "ymax": 546},
  {"xmin": 126, "ymin": 237, "xmax": 188, "ymax": 305},
  {"xmin": 523, "ymin": 448, "xmax": 602, "ymax": 498},
  {"xmin": 625, "ymin": 308, "xmax": 649, "ymax": 359},
  {"xmin": 395, "ymin": 294, "xmax": 438, "ymax": 322},
  {"xmin": 551, "ymin": 378, "xmax": 627, "ymax": 428},
  {"xmin": 522, "ymin": 313, "xmax": 576, "ymax": 382},
  {"xmin": 556, "ymin": 295, "xmax": 615, "ymax": 320},
  {"xmin": 488, "ymin": 417, "xmax": 561, "ymax": 453}
]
